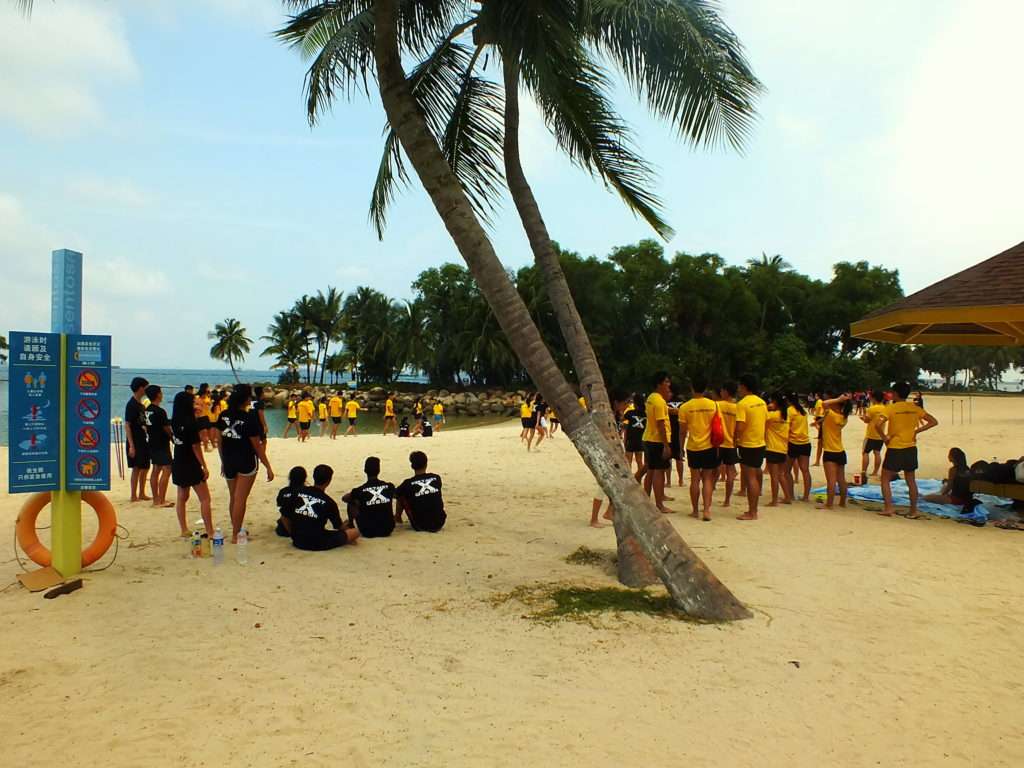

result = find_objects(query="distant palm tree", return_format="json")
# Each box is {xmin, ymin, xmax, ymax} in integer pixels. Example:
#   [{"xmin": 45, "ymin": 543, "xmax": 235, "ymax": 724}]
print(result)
[
  {"xmin": 208, "ymin": 318, "xmax": 252, "ymax": 383},
  {"xmin": 746, "ymin": 253, "xmax": 792, "ymax": 332},
  {"xmin": 260, "ymin": 310, "xmax": 308, "ymax": 378}
]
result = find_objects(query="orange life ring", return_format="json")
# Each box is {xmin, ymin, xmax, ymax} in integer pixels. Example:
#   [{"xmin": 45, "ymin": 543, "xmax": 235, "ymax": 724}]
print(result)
[{"xmin": 16, "ymin": 491, "xmax": 118, "ymax": 568}]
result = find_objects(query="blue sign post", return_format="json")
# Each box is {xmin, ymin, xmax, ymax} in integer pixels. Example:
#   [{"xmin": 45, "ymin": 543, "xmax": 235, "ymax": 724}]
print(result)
[
  {"xmin": 7, "ymin": 332, "xmax": 62, "ymax": 492},
  {"xmin": 65, "ymin": 335, "xmax": 112, "ymax": 491}
]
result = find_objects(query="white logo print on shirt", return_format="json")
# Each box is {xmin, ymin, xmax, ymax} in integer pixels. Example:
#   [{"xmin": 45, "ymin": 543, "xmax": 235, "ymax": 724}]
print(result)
[
  {"xmin": 222, "ymin": 418, "xmax": 244, "ymax": 440},
  {"xmin": 412, "ymin": 477, "xmax": 438, "ymax": 497},
  {"xmin": 294, "ymin": 494, "xmax": 319, "ymax": 518},
  {"xmin": 365, "ymin": 485, "xmax": 390, "ymax": 505}
]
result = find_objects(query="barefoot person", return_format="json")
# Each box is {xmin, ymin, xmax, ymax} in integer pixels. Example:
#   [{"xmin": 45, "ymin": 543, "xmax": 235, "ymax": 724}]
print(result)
[
  {"xmin": 328, "ymin": 390, "xmax": 344, "ymax": 439},
  {"xmin": 345, "ymin": 396, "xmax": 361, "ymax": 436},
  {"xmin": 812, "ymin": 393, "xmax": 825, "ymax": 467},
  {"xmin": 734, "ymin": 374, "xmax": 767, "ymax": 521},
  {"xmin": 764, "ymin": 393, "xmax": 793, "ymax": 507},
  {"xmin": 296, "ymin": 392, "xmax": 315, "ymax": 442},
  {"xmin": 343, "ymin": 456, "xmax": 397, "ymax": 538},
  {"xmin": 283, "ymin": 394, "xmax": 299, "ymax": 439},
  {"xmin": 197, "ymin": 383, "xmax": 213, "ymax": 451},
  {"xmin": 144, "ymin": 385, "xmax": 174, "ymax": 508},
  {"xmin": 677, "ymin": 376, "xmax": 720, "ymax": 521},
  {"xmin": 383, "ymin": 394, "xmax": 397, "ymax": 436},
  {"xmin": 923, "ymin": 448, "xmax": 972, "ymax": 506},
  {"xmin": 717, "ymin": 382, "xmax": 739, "ymax": 507},
  {"xmin": 125, "ymin": 376, "xmax": 151, "ymax": 502},
  {"xmin": 818, "ymin": 393, "xmax": 852, "ymax": 509},
  {"xmin": 317, "ymin": 395, "xmax": 329, "ymax": 437},
  {"xmin": 879, "ymin": 381, "xmax": 938, "ymax": 519},
  {"xmin": 667, "ymin": 386, "xmax": 685, "ymax": 490},
  {"xmin": 216, "ymin": 384, "xmax": 274, "ymax": 542},
  {"xmin": 288, "ymin": 464, "xmax": 360, "ymax": 551},
  {"xmin": 396, "ymin": 451, "xmax": 447, "ymax": 532},
  {"xmin": 860, "ymin": 389, "xmax": 887, "ymax": 479},
  {"xmin": 622, "ymin": 393, "xmax": 647, "ymax": 480},
  {"xmin": 171, "ymin": 390, "xmax": 212, "ymax": 538},
  {"xmin": 785, "ymin": 393, "xmax": 812, "ymax": 501},
  {"xmin": 642, "ymin": 371, "xmax": 674, "ymax": 513}
]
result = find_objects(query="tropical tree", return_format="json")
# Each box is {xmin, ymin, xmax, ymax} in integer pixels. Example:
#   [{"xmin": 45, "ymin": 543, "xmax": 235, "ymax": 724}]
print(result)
[
  {"xmin": 208, "ymin": 318, "xmax": 253, "ymax": 383},
  {"xmin": 277, "ymin": 0, "xmax": 751, "ymax": 620},
  {"xmin": 261, "ymin": 310, "xmax": 309, "ymax": 378},
  {"xmin": 746, "ymin": 253, "xmax": 792, "ymax": 333}
]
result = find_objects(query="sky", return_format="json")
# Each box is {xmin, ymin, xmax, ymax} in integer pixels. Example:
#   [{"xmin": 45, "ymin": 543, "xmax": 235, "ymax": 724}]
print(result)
[{"xmin": 1, "ymin": 0, "xmax": 1022, "ymax": 369}]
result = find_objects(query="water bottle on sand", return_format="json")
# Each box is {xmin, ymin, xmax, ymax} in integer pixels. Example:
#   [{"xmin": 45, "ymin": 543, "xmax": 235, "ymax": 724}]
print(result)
[
  {"xmin": 212, "ymin": 528, "xmax": 225, "ymax": 565},
  {"xmin": 236, "ymin": 528, "xmax": 249, "ymax": 565}
]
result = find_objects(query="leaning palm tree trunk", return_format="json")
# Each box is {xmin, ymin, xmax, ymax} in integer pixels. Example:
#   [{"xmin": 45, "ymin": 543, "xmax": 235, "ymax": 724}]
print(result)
[
  {"xmin": 375, "ymin": 0, "xmax": 747, "ymax": 621},
  {"xmin": 501, "ymin": 59, "xmax": 655, "ymax": 586}
]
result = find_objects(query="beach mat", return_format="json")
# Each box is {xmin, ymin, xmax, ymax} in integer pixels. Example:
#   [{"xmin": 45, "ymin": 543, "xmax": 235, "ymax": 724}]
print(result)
[
  {"xmin": 811, "ymin": 479, "xmax": 1000, "ymax": 524},
  {"xmin": 16, "ymin": 566, "xmax": 65, "ymax": 593}
]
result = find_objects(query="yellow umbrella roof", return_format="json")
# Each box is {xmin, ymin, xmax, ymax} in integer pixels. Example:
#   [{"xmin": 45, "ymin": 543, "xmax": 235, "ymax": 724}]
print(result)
[{"xmin": 851, "ymin": 240, "xmax": 1024, "ymax": 346}]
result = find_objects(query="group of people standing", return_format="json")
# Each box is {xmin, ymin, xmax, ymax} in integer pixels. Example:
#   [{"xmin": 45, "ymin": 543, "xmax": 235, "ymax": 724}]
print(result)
[
  {"xmin": 283, "ymin": 391, "xmax": 447, "ymax": 440},
  {"xmin": 614, "ymin": 373, "xmax": 937, "ymax": 522}
]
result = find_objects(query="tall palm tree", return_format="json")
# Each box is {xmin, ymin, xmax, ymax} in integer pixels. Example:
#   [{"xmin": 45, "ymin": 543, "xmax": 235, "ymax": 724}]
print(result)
[
  {"xmin": 747, "ymin": 253, "xmax": 793, "ymax": 332},
  {"xmin": 261, "ymin": 310, "xmax": 308, "ymax": 378},
  {"xmin": 208, "ymin": 318, "xmax": 253, "ymax": 383},
  {"xmin": 277, "ymin": 0, "xmax": 750, "ymax": 619}
]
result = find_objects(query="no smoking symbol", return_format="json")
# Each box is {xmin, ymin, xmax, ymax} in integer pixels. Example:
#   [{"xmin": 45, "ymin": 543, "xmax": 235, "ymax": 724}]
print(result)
[{"xmin": 78, "ymin": 398, "xmax": 101, "ymax": 421}]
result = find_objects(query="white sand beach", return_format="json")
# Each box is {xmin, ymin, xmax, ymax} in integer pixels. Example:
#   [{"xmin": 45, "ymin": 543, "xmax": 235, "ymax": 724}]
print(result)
[{"xmin": 1, "ymin": 393, "xmax": 1022, "ymax": 767}]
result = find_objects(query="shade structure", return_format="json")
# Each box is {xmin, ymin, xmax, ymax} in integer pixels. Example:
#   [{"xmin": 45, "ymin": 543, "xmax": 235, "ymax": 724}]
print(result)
[{"xmin": 850, "ymin": 241, "xmax": 1024, "ymax": 346}]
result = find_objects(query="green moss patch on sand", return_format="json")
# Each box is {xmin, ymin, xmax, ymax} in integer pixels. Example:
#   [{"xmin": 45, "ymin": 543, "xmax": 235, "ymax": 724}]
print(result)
[
  {"xmin": 564, "ymin": 546, "xmax": 615, "ymax": 567},
  {"xmin": 492, "ymin": 583, "xmax": 700, "ymax": 626}
]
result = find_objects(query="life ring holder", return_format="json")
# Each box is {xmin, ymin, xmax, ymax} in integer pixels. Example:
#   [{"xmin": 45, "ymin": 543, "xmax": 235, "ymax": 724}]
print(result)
[{"xmin": 15, "ymin": 491, "xmax": 117, "ymax": 568}]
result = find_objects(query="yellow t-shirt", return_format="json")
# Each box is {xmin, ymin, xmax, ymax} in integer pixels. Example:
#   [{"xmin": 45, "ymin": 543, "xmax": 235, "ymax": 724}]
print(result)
[
  {"xmin": 318, "ymin": 402, "xmax": 327, "ymax": 420},
  {"xmin": 813, "ymin": 398, "xmax": 824, "ymax": 420},
  {"xmin": 520, "ymin": 402, "xmax": 532, "ymax": 418},
  {"xmin": 199, "ymin": 395, "xmax": 211, "ymax": 419},
  {"xmin": 385, "ymin": 399, "xmax": 395, "ymax": 417},
  {"xmin": 886, "ymin": 401, "xmax": 924, "ymax": 449},
  {"xmin": 286, "ymin": 400, "xmax": 297, "ymax": 419},
  {"xmin": 297, "ymin": 400, "xmax": 314, "ymax": 422},
  {"xmin": 735, "ymin": 394, "xmax": 767, "ymax": 448},
  {"xmin": 787, "ymin": 405, "xmax": 810, "ymax": 445},
  {"xmin": 621, "ymin": 403, "xmax": 634, "ymax": 430},
  {"xmin": 822, "ymin": 409, "xmax": 848, "ymax": 453},
  {"xmin": 642, "ymin": 392, "xmax": 670, "ymax": 444},
  {"xmin": 346, "ymin": 400, "xmax": 360, "ymax": 419},
  {"xmin": 578, "ymin": 396, "xmax": 587, "ymax": 411},
  {"xmin": 209, "ymin": 399, "xmax": 221, "ymax": 422},
  {"xmin": 219, "ymin": 398, "xmax": 228, "ymax": 414},
  {"xmin": 433, "ymin": 403, "xmax": 444, "ymax": 416},
  {"xmin": 864, "ymin": 403, "xmax": 887, "ymax": 441},
  {"xmin": 679, "ymin": 396, "xmax": 717, "ymax": 451},
  {"xmin": 414, "ymin": 402, "xmax": 423, "ymax": 416},
  {"xmin": 765, "ymin": 410, "xmax": 789, "ymax": 454},
  {"xmin": 328, "ymin": 396, "xmax": 343, "ymax": 418},
  {"xmin": 717, "ymin": 400, "xmax": 737, "ymax": 449}
]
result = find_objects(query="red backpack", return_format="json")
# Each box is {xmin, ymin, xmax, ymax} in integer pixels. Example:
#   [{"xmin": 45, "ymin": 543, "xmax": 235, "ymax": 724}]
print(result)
[{"xmin": 710, "ymin": 403, "xmax": 725, "ymax": 448}]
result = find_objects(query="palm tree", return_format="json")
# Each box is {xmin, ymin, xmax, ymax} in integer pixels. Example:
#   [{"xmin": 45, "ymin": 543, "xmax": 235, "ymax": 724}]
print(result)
[
  {"xmin": 747, "ymin": 253, "xmax": 793, "ymax": 332},
  {"xmin": 261, "ymin": 310, "xmax": 308, "ymax": 378},
  {"xmin": 208, "ymin": 318, "xmax": 253, "ymax": 383},
  {"xmin": 277, "ymin": 0, "xmax": 750, "ymax": 620}
]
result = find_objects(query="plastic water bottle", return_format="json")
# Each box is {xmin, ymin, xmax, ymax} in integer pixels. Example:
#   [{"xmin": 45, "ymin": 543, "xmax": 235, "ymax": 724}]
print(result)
[
  {"xmin": 212, "ymin": 528, "xmax": 225, "ymax": 565},
  {"xmin": 236, "ymin": 528, "xmax": 249, "ymax": 565}
]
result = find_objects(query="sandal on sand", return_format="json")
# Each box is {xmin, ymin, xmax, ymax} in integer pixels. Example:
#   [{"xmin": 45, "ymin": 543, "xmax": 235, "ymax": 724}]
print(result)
[{"xmin": 904, "ymin": 513, "xmax": 927, "ymax": 520}]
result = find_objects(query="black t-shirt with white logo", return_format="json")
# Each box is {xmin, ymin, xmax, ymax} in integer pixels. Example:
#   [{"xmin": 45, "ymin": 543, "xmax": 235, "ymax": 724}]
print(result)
[
  {"xmin": 276, "ymin": 486, "xmax": 301, "ymax": 516},
  {"xmin": 217, "ymin": 409, "xmax": 258, "ymax": 467},
  {"xmin": 397, "ymin": 473, "xmax": 446, "ymax": 532},
  {"xmin": 145, "ymin": 404, "xmax": 171, "ymax": 453},
  {"xmin": 625, "ymin": 410, "xmax": 646, "ymax": 441},
  {"xmin": 125, "ymin": 397, "xmax": 147, "ymax": 444},
  {"xmin": 288, "ymin": 486, "xmax": 343, "ymax": 547},
  {"xmin": 172, "ymin": 423, "xmax": 201, "ymax": 473},
  {"xmin": 349, "ymin": 479, "xmax": 396, "ymax": 537}
]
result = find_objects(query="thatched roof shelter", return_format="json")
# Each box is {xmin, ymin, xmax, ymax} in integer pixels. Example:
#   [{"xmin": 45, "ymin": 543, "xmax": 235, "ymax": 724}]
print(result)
[{"xmin": 850, "ymin": 241, "xmax": 1024, "ymax": 346}]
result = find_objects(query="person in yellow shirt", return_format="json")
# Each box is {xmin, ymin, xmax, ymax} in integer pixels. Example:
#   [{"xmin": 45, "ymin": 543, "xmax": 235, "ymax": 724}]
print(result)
[
  {"xmin": 196, "ymin": 383, "xmax": 214, "ymax": 450},
  {"xmin": 812, "ymin": 394, "xmax": 826, "ymax": 467},
  {"xmin": 733, "ymin": 374, "xmax": 767, "ymax": 521},
  {"xmin": 880, "ymin": 381, "xmax": 938, "ymax": 518},
  {"xmin": 642, "ymin": 371, "xmax": 673, "ymax": 513},
  {"xmin": 677, "ymin": 376, "xmax": 720, "ymax": 521},
  {"xmin": 296, "ymin": 392, "xmax": 315, "ymax": 442},
  {"xmin": 283, "ymin": 394, "xmax": 299, "ymax": 439},
  {"xmin": 345, "ymin": 397, "xmax": 361, "ymax": 436},
  {"xmin": 716, "ymin": 382, "xmax": 739, "ymax": 507},
  {"xmin": 764, "ymin": 393, "xmax": 793, "ymax": 507},
  {"xmin": 785, "ymin": 394, "xmax": 812, "ymax": 501},
  {"xmin": 328, "ymin": 391, "xmax": 344, "ymax": 439},
  {"xmin": 208, "ymin": 389, "xmax": 223, "ymax": 449},
  {"xmin": 520, "ymin": 397, "xmax": 534, "ymax": 443},
  {"xmin": 383, "ymin": 393, "xmax": 397, "ymax": 436},
  {"xmin": 317, "ymin": 396, "xmax": 329, "ymax": 436},
  {"xmin": 433, "ymin": 401, "xmax": 446, "ymax": 433},
  {"xmin": 818, "ymin": 392, "xmax": 853, "ymax": 509},
  {"xmin": 860, "ymin": 389, "xmax": 887, "ymax": 478}
]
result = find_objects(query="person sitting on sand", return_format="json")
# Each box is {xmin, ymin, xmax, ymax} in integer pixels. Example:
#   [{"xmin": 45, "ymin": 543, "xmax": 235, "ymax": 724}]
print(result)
[
  {"xmin": 288, "ymin": 464, "xmax": 359, "ymax": 551},
  {"xmin": 395, "ymin": 451, "xmax": 447, "ymax": 532},
  {"xmin": 923, "ymin": 448, "xmax": 972, "ymax": 507},
  {"xmin": 275, "ymin": 466, "xmax": 307, "ymax": 537},
  {"xmin": 343, "ymin": 456, "xmax": 396, "ymax": 538},
  {"xmin": 398, "ymin": 416, "xmax": 411, "ymax": 437}
]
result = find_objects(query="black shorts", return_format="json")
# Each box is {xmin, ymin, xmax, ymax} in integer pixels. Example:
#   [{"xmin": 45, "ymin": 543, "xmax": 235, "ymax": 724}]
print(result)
[
  {"xmin": 293, "ymin": 530, "xmax": 349, "ymax": 551},
  {"xmin": 521, "ymin": 417, "xmax": 532, "ymax": 429},
  {"xmin": 738, "ymin": 446, "xmax": 765, "ymax": 469},
  {"xmin": 355, "ymin": 514, "xmax": 395, "ymax": 539},
  {"xmin": 551, "ymin": 417, "xmax": 559, "ymax": 424},
  {"xmin": 644, "ymin": 441, "xmax": 670, "ymax": 471},
  {"xmin": 298, "ymin": 421, "xmax": 311, "ymax": 431},
  {"xmin": 197, "ymin": 416, "xmax": 211, "ymax": 430},
  {"xmin": 687, "ymin": 448, "xmax": 720, "ymax": 470},
  {"xmin": 127, "ymin": 443, "xmax": 150, "ymax": 470},
  {"xmin": 149, "ymin": 446, "xmax": 172, "ymax": 467},
  {"xmin": 823, "ymin": 450, "xmax": 848, "ymax": 466},
  {"xmin": 624, "ymin": 435, "xmax": 643, "ymax": 454},
  {"xmin": 883, "ymin": 446, "xmax": 918, "ymax": 473},
  {"xmin": 172, "ymin": 463, "xmax": 204, "ymax": 488},
  {"xmin": 332, "ymin": 416, "xmax": 341, "ymax": 424},
  {"xmin": 765, "ymin": 450, "xmax": 787, "ymax": 465},
  {"xmin": 222, "ymin": 457, "xmax": 257, "ymax": 480},
  {"xmin": 787, "ymin": 442, "xmax": 811, "ymax": 458},
  {"xmin": 718, "ymin": 447, "xmax": 739, "ymax": 465},
  {"xmin": 348, "ymin": 417, "xmax": 357, "ymax": 426},
  {"xmin": 670, "ymin": 442, "xmax": 683, "ymax": 461},
  {"xmin": 286, "ymin": 417, "xmax": 296, "ymax": 423},
  {"xmin": 863, "ymin": 438, "xmax": 884, "ymax": 453}
]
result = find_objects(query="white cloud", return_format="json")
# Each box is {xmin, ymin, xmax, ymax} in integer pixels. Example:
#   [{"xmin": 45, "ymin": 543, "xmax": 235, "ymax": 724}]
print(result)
[
  {"xmin": 65, "ymin": 175, "xmax": 152, "ymax": 208},
  {"xmin": 0, "ymin": 1, "xmax": 138, "ymax": 137}
]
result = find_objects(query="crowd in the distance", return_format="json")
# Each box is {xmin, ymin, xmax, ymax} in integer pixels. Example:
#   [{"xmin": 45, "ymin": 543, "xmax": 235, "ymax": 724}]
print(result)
[{"xmin": 120, "ymin": 376, "xmax": 446, "ymax": 551}]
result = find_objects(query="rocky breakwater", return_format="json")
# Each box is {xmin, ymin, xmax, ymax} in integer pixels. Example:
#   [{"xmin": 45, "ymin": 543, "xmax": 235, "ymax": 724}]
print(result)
[{"xmin": 239, "ymin": 385, "xmax": 528, "ymax": 418}]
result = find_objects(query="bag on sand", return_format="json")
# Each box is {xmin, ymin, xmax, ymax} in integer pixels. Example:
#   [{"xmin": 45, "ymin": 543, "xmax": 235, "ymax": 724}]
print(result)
[{"xmin": 710, "ymin": 403, "xmax": 725, "ymax": 448}]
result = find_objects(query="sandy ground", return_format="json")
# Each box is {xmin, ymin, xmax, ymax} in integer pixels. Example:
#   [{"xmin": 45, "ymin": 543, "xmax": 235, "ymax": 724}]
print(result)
[{"xmin": 1, "ymin": 393, "xmax": 1022, "ymax": 767}]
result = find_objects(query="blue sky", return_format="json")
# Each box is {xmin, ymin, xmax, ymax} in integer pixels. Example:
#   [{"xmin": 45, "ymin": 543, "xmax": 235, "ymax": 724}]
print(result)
[{"xmin": 2, "ymin": 0, "xmax": 1022, "ymax": 370}]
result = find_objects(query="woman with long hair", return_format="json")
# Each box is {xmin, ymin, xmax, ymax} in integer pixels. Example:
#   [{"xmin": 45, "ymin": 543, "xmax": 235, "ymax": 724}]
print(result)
[
  {"xmin": 171, "ymin": 390, "xmax": 213, "ymax": 537},
  {"xmin": 786, "ymin": 393, "xmax": 812, "ymax": 501},
  {"xmin": 275, "ymin": 465, "xmax": 308, "ymax": 537},
  {"xmin": 622, "ymin": 392, "xmax": 647, "ymax": 480},
  {"xmin": 216, "ymin": 384, "xmax": 274, "ymax": 542},
  {"xmin": 530, "ymin": 395, "xmax": 547, "ymax": 451},
  {"xmin": 765, "ymin": 393, "xmax": 793, "ymax": 506},
  {"xmin": 208, "ymin": 389, "xmax": 223, "ymax": 449},
  {"xmin": 923, "ymin": 448, "xmax": 972, "ymax": 506},
  {"xmin": 196, "ymin": 382, "xmax": 213, "ymax": 452},
  {"xmin": 818, "ymin": 392, "xmax": 853, "ymax": 509}
]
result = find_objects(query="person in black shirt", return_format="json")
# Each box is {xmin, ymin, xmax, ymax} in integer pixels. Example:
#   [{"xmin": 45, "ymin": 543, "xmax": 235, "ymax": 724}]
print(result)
[
  {"xmin": 396, "ymin": 451, "xmax": 446, "ymax": 532},
  {"xmin": 289, "ymin": 464, "xmax": 359, "ymax": 551},
  {"xmin": 125, "ymin": 376, "xmax": 150, "ymax": 502},
  {"xmin": 252, "ymin": 386, "xmax": 269, "ymax": 444},
  {"xmin": 144, "ymin": 385, "xmax": 174, "ymax": 508},
  {"xmin": 343, "ymin": 456, "xmax": 396, "ymax": 538},
  {"xmin": 275, "ymin": 466, "xmax": 307, "ymax": 537},
  {"xmin": 171, "ymin": 390, "xmax": 212, "ymax": 538},
  {"xmin": 398, "ymin": 416, "xmax": 410, "ymax": 438},
  {"xmin": 215, "ymin": 384, "xmax": 274, "ymax": 543}
]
